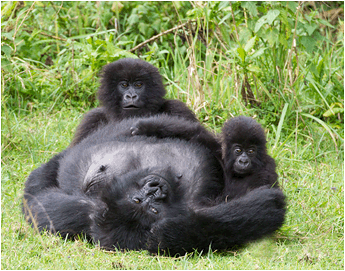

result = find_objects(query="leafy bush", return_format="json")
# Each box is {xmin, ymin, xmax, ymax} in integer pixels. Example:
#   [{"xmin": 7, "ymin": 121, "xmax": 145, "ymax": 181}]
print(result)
[{"xmin": 1, "ymin": 1, "xmax": 343, "ymax": 148}]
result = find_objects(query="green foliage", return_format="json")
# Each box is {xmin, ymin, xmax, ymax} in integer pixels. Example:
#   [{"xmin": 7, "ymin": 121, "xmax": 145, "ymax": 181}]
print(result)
[{"xmin": 2, "ymin": 2, "xmax": 343, "ymax": 129}]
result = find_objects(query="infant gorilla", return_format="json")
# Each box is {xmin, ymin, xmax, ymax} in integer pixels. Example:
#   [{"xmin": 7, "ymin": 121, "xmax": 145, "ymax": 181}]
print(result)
[
  {"xmin": 221, "ymin": 116, "xmax": 279, "ymax": 200},
  {"xmin": 23, "ymin": 115, "xmax": 285, "ymax": 256}
]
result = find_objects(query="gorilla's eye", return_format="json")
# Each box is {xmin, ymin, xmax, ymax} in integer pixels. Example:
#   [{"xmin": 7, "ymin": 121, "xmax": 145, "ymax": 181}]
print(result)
[
  {"xmin": 121, "ymin": 82, "xmax": 128, "ymax": 88},
  {"xmin": 150, "ymin": 207, "xmax": 158, "ymax": 214},
  {"xmin": 235, "ymin": 148, "xmax": 242, "ymax": 154},
  {"xmin": 134, "ymin": 82, "xmax": 142, "ymax": 88},
  {"xmin": 248, "ymin": 149, "xmax": 255, "ymax": 154},
  {"xmin": 133, "ymin": 198, "xmax": 141, "ymax": 204}
]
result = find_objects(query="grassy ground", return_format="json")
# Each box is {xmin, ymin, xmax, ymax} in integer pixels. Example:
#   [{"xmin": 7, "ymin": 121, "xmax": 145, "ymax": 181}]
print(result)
[{"xmin": 1, "ymin": 107, "xmax": 343, "ymax": 270}]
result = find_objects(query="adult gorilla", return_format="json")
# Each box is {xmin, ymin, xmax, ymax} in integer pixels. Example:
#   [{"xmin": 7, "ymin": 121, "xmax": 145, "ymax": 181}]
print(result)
[{"xmin": 23, "ymin": 115, "xmax": 286, "ymax": 256}]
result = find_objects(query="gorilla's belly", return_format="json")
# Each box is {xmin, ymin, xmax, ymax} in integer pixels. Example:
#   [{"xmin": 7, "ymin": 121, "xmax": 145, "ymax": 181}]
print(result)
[{"xmin": 84, "ymin": 140, "xmax": 206, "ymax": 183}]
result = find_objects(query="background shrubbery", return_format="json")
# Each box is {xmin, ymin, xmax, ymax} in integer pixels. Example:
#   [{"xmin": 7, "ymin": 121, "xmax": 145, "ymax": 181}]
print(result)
[{"xmin": 1, "ymin": 1, "xmax": 344, "ymax": 269}]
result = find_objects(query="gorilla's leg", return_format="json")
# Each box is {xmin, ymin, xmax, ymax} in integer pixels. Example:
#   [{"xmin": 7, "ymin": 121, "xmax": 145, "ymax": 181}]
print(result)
[
  {"xmin": 23, "ymin": 151, "xmax": 99, "ymax": 238},
  {"xmin": 147, "ymin": 187, "xmax": 286, "ymax": 256},
  {"xmin": 23, "ymin": 190, "xmax": 98, "ymax": 238}
]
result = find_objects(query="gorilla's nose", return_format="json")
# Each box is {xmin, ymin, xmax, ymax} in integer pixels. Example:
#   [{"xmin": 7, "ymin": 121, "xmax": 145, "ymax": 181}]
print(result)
[
  {"xmin": 239, "ymin": 158, "xmax": 249, "ymax": 166},
  {"xmin": 124, "ymin": 93, "xmax": 138, "ymax": 102}
]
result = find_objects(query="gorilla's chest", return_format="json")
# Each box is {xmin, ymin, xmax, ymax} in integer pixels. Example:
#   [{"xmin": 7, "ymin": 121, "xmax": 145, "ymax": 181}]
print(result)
[
  {"xmin": 58, "ymin": 139, "xmax": 210, "ymax": 194},
  {"xmin": 87, "ymin": 141, "xmax": 204, "ymax": 181}
]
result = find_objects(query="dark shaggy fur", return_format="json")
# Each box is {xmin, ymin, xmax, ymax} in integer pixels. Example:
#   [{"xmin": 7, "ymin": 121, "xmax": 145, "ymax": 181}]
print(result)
[
  {"xmin": 23, "ymin": 115, "xmax": 286, "ymax": 256},
  {"xmin": 71, "ymin": 58, "xmax": 198, "ymax": 146},
  {"xmin": 221, "ymin": 116, "xmax": 279, "ymax": 200}
]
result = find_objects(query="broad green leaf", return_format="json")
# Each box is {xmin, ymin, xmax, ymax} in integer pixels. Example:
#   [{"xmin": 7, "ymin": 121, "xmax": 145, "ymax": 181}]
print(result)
[
  {"xmin": 265, "ymin": 28, "xmax": 279, "ymax": 46},
  {"xmin": 138, "ymin": 22, "xmax": 148, "ymax": 35},
  {"xmin": 300, "ymin": 36, "xmax": 316, "ymax": 52},
  {"xmin": 287, "ymin": 1, "xmax": 299, "ymax": 12},
  {"xmin": 218, "ymin": 12, "xmax": 232, "ymax": 25},
  {"xmin": 247, "ymin": 65, "xmax": 261, "ymax": 73},
  {"xmin": 278, "ymin": 33, "xmax": 288, "ymax": 48},
  {"xmin": 250, "ymin": 47, "xmax": 266, "ymax": 59},
  {"xmin": 266, "ymin": 10, "xmax": 280, "ymax": 25},
  {"xmin": 1, "ymin": 44, "xmax": 12, "ymax": 58},
  {"xmin": 237, "ymin": 47, "xmax": 246, "ymax": 63},
  {"xmin": 254, "ymin": 16, "xmax": 267, "ymax": 33},
  {"xmin": 305, "ymin": 22, "xmax": 318, "ymax": 36},
  {"xmin": 106, "ymin": 41, "xmax": 116, "ymax": 55},
  {"xmin": 241, "ymin": 1, "xmax": 258, "ymax": 17},
  {"xmin": 244, "ymin": 36, "xmax": 256, "ymax": 52}
]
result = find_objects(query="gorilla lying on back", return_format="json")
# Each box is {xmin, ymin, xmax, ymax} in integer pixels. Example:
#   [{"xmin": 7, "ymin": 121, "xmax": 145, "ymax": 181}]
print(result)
[
  {"xmin": 23, "ymin": 115, "xmax": 286, "ymax": 256},
  {"xmin": 71, "ymin": 58, "xmax": 199, "ymax": 146}
]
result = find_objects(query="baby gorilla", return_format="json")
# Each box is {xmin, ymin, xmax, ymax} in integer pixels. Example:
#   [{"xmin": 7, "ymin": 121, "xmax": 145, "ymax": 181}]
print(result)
[
  {"xmin": 71, "ymin": 58, "xmax": 198, "ymax": 146},
  {"xmin": 221, "ymin": 116, "xmax": 279, "ymax": 200}
]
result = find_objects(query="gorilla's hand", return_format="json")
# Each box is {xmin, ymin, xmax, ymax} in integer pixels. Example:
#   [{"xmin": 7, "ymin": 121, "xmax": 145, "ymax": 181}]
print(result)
[{"xmin": 130, "ymin": 117, "xmax": 167, "ymax": 137}]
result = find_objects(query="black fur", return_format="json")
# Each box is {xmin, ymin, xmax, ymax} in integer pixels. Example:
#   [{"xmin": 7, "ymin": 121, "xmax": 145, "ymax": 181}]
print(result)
[
  {"xmin": 221, "ymin": 116, "xmax": 279, "ymax": 200},
  {"xmin": 23, "ymin": 115, "xmax": 286, "ymax": 256},
  {"xmin": 71, "ymin": 58, "xmax": 198, "ymax": 146}
]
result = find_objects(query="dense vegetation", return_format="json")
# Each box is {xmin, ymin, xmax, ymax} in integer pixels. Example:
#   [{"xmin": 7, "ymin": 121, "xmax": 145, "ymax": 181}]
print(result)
[{"xmin": 2, "ymin": 1, "xmax": 344, "ymax": 269}]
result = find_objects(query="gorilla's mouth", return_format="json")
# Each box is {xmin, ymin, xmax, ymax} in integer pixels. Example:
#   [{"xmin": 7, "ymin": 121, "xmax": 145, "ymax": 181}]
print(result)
[
  {"xmin": 123, "ymin": 104, "xmax": 140, "ymax": 110},
  {"xmin": 233, "ymin": 165, "xmax": 252, "ymax": 176}
]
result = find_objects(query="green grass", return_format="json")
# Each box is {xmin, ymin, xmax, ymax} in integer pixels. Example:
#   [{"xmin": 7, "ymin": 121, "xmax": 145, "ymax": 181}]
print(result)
[{"xmin": 1, "ymin": 108, "xmax": 343, "ymax": 270}]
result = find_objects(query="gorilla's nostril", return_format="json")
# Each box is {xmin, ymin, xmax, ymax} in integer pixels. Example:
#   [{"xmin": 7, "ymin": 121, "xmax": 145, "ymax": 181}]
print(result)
[
  {"xmin": 148, "ymin": 181, "xmax": 160, "ymax": 187},
  {"xmin": 239, "ymin": 159, "xmax": 249, "ymax": 165}
]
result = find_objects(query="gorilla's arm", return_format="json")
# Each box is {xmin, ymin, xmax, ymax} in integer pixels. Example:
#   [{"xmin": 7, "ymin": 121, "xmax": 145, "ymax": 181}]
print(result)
[
  {"xmin": 131, "ymin": 115, "xmax": 222, "ymax": 160},
  {"xmin": 160, "ymin": 100, "xmax": 198, "ymax": 122},
  {"xmin": 23, "ymin": 151, "xmax": 96, "ymax": 237},
  {"xmin": 71, "ymin": 108, "xmax": 108, "ymax": 146},
  {"xmin": 147, "ymin": 188, "xmax": 286, "ymax": 256}
]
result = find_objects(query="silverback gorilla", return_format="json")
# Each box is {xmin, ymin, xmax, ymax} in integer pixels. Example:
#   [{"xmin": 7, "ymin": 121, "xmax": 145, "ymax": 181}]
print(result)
[{"xmin": 23, "ymin": 115, "xmax": 286, "ymax": 256}]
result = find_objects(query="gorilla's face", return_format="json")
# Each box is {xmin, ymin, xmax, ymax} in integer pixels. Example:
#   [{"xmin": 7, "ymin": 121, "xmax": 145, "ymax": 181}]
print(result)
[
  {"xmin": 89, "ymin": 168, "xmax": 184, "ymax": 250},
  {"xmin": 107, "ymin": 172, "xmax": 174, "ymax": 227},
  {"xmin": 231, "ymin": 144, "xmax": 257, "ymax": 176},
  {"xmin": 87, "ymin": 167, "xmax": 180, "ymax": 226}
]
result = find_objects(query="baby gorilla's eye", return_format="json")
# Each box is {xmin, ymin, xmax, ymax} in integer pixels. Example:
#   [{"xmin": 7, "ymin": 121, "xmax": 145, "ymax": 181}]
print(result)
[
  {"xmin": 134, "ymin": 82, "xmax": 142, "ymax": 88},
  {"xmin": 235, "ymin": 148, "xmax": 242, "ymax": 154},
  {"xmin": 121, "ymin": 82, "xmax": 128, "ymax": 88},
  {"xmin": 133, "ymin": 198, "xmax": 141, "ymax": 204},
  {"xmin": 248, "ymin": 149, "xmax": 255, "ymax": 154},
  {"xmin": 150, "ymin": 207, "xmax": 158, "ymax": 214}
]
